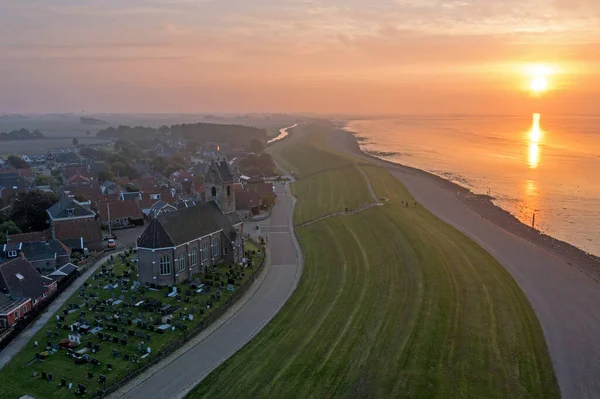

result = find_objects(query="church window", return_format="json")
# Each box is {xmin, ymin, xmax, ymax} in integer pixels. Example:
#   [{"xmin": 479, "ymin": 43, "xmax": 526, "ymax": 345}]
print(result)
[
  {"xmin": 211, "ymin": 187, "xmax": 217, "ymax": 197},
  {"xmin": 159, "ymin": 255, "xmax": 171, "ymax": 275}
]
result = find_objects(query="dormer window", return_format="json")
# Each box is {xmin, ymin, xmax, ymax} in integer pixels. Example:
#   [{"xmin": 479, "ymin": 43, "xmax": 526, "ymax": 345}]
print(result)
[
  {"xmin": 7, "ymin": 250, "xmax": 17, "ymax": 258},
  {"xmin": 67, "ymin": 208, "xmax": 75, "ymax": 217}
]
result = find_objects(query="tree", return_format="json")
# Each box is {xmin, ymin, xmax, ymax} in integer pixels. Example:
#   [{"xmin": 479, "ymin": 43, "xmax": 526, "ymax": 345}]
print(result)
[
  {"xmin": 186, "ymin": 140, "xmax": 200, "ymax": 154},
  {"xmin": 0, "ymin": 221, "xmax": 21, "ymax": 244},
  {"xmin": 248, "ymin": 138, "xmax": 265, "ymax": 154},
  {"xmin": 7, "ymin": 155, "xmax": 29, "ymax": 169},
  {"xmin": 35, "ymin": 175, "xmax": 60, "ymax": 189},
  {"xmin": 50, "ymin": 168, "xmax": 64, "ymax": 185},
  {"xmin": 158, "ymin": 125, "xmax": 171, "ymax": 136},
  {"xmin": 260, "ymin": 193, "xmax": 276, "ymax": 209},
  {"xmin": 10, "ymin": 191, "xmax": 58, "ymax": 232},
  {"xmin": 73, "ymin": 193, "xmax": 88, "ymax": 202},
  {"xmin": 72, "ymin": 137, "xmax": 80, "ymax": 146},
  {"xmin": 98, "ymin": 170, "xmax": 116, "ymax": 182}
]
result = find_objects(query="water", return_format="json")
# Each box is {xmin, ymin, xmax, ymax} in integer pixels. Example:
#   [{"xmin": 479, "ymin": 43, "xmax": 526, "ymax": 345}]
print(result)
[
  {"xmin": 346, "ymin": 115, "xmax": 600, "ymax": 256},
  {"xmin": 268, "ymin": 124, "xmax": 297, "ymax": 144}
]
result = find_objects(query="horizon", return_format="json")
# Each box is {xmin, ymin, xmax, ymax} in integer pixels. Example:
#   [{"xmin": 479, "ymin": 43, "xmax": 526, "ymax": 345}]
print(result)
[{"xmin": 2, "ymin": 1, "xmax": 600, "ymax": 115}]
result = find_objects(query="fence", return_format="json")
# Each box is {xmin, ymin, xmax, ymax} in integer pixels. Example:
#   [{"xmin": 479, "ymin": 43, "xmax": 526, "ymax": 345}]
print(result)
[{"xmin": 96, "ymin": 245, "xmax": 267, "ymax": 398}]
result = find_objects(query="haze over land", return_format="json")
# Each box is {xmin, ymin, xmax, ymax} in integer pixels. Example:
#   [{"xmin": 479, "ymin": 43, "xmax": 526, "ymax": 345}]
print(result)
[{"xmin": 2, "ymin": 0, "xmax": 600, "ymax": 115}]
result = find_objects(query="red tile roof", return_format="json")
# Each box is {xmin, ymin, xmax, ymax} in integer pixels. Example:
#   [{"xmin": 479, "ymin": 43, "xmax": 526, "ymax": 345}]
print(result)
[{"xmin": 97, "ymin": 200, "xmax": 143, "ymax": 221}]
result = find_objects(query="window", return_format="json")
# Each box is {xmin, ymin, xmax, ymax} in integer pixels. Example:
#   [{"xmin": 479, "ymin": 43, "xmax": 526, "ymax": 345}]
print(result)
[
  {"xmin": 159, "ymin": 255, "xmax": 171, "ymax": 275},
  {"xmin": 23, "ymin": 305, "xmax": 28, "ymax": 314},
  {"xmin": 190, "ymin": 249, "xmax": 197, "ymax": 267},
  {"xmin": 201, "ymin": 242, "xmax": 209, "ymax": 261},
  {"xmin": 212, "ymin": 237, "xmax": 220, "ymax": 257},
  {"xmin": 178, "ymin": 253, "xmax": 186, "ymax": 272},
  {"xmin": 8, "ymin": 251, "xmax": 17, "ymax": 257},
  {"xmin": 211, "ymin": 186, "xmax": 217, "ymax": 197},
  {"xmin": 223, "ymin": 245, "xmax": 228, "ymax": 255},
  {"xmin": 227, "ymin": 186, "xmax": 231, "ymax": 196},
  {"xmin": 33, "ymin": 298, "xmax": 38, "ymax": 305},
  {"xmin": 14, "ymin": 309, "xmax": 19, "ymax": 319},
  {"xmin": 43, "ymin": 292, "xmax": 47, "ymax": 298},
  {"xmin": 150, "ymin": 194, "xmax": 161, "ymax": 200}
]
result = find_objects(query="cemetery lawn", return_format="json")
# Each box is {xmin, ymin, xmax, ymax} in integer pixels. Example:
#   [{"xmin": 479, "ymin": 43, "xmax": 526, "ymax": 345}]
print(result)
[
  {"xmin": 188, "ymin": 128, "xmax": 559, "ymax": 399},
  {"xmin": 0, "ymin": 247, "xmax": 262, "ymax": 399}
]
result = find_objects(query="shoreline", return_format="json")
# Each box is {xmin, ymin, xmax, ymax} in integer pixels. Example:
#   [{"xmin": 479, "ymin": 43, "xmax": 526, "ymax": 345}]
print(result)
[{"xmin": 334, "ymin": 127, "xmax": 600, "ymax": 283}]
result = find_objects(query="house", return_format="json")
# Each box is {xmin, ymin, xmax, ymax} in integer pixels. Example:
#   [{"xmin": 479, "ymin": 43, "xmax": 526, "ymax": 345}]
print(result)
[
  {"xmin": 0, "ymin": 257, "xmax": 57, "ymax": 311},
  {"xmin": 67, "ymin": 174, "xmax": 91, "ymax": 187},
  {"xmin": 47, "ymin": 263, "xmax": 79, "ymax": 287},
  {"xmin": 46, "ymin": 197, "xmax": 103, "ymax": 252},
  {"xmin": 45, "ymin": 152, "xmax": 55, "ymax": 163},
  {"xmin": 136, "ymin": 159, "xmax": 243, "ymax": 286},
  {"xmin": 147, "ymin": 200, "xmax": 177, "ymax": 219},
  {"xmin": 235, "ymin": 191, "xmax": 261, "ymax": 215},
  {"xmin": 6, "ymin": 230, "xmax": 52, "ymax": 244},
  {"xmin": 0, "ymin": 293, "xmax": 31, "ymax": 329},
  {"xmin": 63, "ymin": 165, "xmax": 90, "ymax": 180},
  {"xmin": 101, "ymin": 180, "xmax": 122, "ymax": 195},
  {"xmin": 245, "ymin": 181, "xmax": 274, "ymax": 195},
  {"xmin": 120, "ymin": 192, "xmax": 141, "ymax": 201},
  {"xmin": 0, "ymin": 156, "xmax": 5, "ymax": 166},
  {"xmin": 63, "ymin": 184, "xmax": 104, "ymax": 205},
  {"xmin": 138, "ymin": 188, "xmax": 177, "ymax": 214},
  {"xmin": 1, "ymin": 239, "xmax": 71, "ymax": 274},
  {"xmin": 53, "ymin": 151, "xmax": 82, "ymax": 165},
  {"xmin": 97, "ymin": 200, "xmax": 144, "ymax": 229},
  {"xmin": 20, "ymin": 154, "xmax": 33, "ymax": 164}
]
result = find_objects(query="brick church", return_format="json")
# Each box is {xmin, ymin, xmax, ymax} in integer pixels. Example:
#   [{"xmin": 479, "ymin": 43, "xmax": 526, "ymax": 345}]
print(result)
[{"xmin": 136, "ymin": 159, "xmax": 244, "ymax": 286}]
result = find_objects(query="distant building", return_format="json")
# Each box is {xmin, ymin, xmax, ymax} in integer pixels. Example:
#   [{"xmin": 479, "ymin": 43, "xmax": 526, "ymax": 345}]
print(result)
[{"xmin": 97, "ymin": 200, "xmax": 144, "ymax": 229}]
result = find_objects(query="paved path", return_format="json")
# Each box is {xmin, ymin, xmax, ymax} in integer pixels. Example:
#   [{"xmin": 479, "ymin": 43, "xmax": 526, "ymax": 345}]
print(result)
[
  {"xmin": 0, "ymin": 251, "xmax": 123, "ymax": 368},
  {"xmin": 112, "ymin": 179, "xmax": 303, "ymax": 399}
]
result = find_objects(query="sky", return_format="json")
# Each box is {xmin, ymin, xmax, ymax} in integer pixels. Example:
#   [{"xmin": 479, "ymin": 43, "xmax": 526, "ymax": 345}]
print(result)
[{"xmin": 1, "ymin": 0, "xmax": 600, "ymax": 115}]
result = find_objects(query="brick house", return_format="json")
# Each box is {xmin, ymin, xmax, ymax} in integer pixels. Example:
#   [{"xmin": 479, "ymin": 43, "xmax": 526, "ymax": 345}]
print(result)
[
  {"xmin": 1, "ymin": 239, "xmax": 71, "ymax": 274},
  {"xmin": 0, "ymin": 257, "xmax": 57, "ymax": 312},
  {"xmin": 97, "ymin": 200, "xmax": 144, "ymax": 228},
  {"xmin": 47, "ymin": 197, "xmax": 103, "ymax": 252},
  {"xmin": 136, "ymin": 159, "xmax": 243, "ymax": 286},
  {"xmin": 0, "ymin": 294, "xmax": 31, "ymax": 329}
]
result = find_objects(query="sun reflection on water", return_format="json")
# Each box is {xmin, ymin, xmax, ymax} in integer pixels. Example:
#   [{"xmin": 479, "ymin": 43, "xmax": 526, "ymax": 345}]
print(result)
[{"xmin": 527, "ymin": 113, "xmax": 542, "ymax": 169}]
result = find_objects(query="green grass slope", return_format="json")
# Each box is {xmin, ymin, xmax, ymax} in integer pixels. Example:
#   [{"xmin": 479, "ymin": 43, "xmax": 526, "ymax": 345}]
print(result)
[{"xmin": 188, "ymin": 129, "xmax": 559, "ymax": 399}]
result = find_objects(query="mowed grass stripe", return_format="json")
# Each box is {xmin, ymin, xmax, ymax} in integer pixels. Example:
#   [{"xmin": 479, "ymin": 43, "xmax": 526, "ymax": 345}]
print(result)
[{"xmin": 187, "ymin": 133, "xmax": 559, "ymax": 399}]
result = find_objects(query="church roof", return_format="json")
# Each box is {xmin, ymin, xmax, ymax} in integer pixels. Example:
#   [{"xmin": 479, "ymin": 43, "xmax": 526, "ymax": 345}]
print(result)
[{"xmin": 137, "ymin": 201, "xmax": 241, "ymax": 249}]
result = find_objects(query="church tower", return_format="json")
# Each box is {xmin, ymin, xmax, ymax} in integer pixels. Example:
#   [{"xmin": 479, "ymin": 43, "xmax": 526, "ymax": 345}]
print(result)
[{"xmin": 205, "ymin": 158, "xmax": 236, "ymax": 214}]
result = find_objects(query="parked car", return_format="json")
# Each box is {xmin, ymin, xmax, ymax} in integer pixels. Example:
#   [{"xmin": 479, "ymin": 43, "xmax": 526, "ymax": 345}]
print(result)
[{"xmin": 107, "ymin": 239, "xmax": 116, "ymax": 249}]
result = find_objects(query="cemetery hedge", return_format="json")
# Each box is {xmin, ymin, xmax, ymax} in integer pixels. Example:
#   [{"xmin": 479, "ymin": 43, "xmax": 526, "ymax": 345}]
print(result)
[
  {"xmin": 0, "ymin": 242, "xmax": 263, "ymax": 399},
  {"xmin": 187, "ymin": 127, "xmax": 559, "ymax": 398}
]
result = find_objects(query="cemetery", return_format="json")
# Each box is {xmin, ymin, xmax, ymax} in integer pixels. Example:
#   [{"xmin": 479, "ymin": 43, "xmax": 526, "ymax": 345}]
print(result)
[{"xmin": 0, "ymin": 241, "xmax": 263, "ymax": 398}]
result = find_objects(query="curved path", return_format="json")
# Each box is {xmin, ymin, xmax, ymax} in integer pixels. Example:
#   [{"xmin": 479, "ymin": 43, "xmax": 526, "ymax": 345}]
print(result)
[
  {"xmin": 112, "ymin": 181, "xmax": 302, "ymax": 399},
  {"xmin": 329, "ymin": 131, "xmax": 600, "ymax": 399}
]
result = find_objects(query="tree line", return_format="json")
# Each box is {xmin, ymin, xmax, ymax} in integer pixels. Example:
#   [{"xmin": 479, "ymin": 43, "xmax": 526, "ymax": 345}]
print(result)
[{"xmin": 0, "ymin": 128, "xmax": 45, "ymax": 140}]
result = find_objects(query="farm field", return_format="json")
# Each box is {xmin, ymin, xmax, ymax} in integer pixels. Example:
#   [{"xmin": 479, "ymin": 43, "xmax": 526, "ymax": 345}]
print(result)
[
  {"xmin": 0, "ymin": 138, "xmax": 111, "ymax": 156},
  {"xmin": 0, "ymin": 243, "xmax": 262, "ymax": 399},
  {"xmin": 187, "ymin": 128, "xmax": 559, "ymax": 399}
]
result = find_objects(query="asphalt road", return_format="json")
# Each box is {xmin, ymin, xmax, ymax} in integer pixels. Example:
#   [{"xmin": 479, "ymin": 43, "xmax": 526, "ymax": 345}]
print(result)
[{"xmin": 116, "ymin": 181, "xmax": 302, "ymax": 399}]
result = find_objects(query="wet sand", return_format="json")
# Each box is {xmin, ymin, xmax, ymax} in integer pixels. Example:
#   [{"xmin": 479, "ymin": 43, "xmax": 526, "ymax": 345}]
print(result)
[{"xmin": 327, "ymin": 128, "xmax": 600, "ymax": 399}]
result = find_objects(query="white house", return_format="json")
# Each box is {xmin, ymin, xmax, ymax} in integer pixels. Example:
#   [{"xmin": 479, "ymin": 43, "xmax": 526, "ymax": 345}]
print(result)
[{"xmin": 21, "ymin": 154, "xmax": 33, "ymax": 163}]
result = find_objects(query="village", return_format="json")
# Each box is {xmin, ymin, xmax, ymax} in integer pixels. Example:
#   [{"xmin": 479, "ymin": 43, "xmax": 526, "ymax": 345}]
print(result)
[{"xmin": 0, "ymin": 125, "xmax": 281, "ymax": 354}]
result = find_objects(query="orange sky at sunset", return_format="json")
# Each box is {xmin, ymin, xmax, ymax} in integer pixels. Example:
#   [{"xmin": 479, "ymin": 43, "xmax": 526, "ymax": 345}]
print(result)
[{"xmin": 1, "ymin": 1, "xmax": 599, "ymax": 114}]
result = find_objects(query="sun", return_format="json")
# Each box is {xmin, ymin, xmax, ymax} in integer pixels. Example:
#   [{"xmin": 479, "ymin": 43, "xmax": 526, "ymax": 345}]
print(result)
[{"xmin": 530, "ymin": 76, "xmax": 548, "ymax": 92}]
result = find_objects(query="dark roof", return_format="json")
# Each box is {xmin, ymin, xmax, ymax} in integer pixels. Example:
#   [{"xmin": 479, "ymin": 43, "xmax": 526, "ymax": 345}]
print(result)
[
  {"xmin": 49, "ymin": 262, "xmax": 78, "ymax": 278},
  {"xmin": 7, "ymin": 230, "xmax": 52, "ymax": 244},
  {"xmin": 62, "ymin": 238, "xmax": 84, "ymax": 250},
  {"xmin": 3, "ymin": 242, "xmax": 22, "ymax": 253},
  {"xmin": 138, "ymin": 201, "xmax": 241, "ymax": 249},
  {"xmin": 47, "ymin": 197, "xmax": 95, "ymax": 220},
  {"xmin": 0, "ymin": 257, "xmax": 47, "ymax": 299},
  {"xmin": 0, "ymin": 294, "xmax": 29, "ymax": 315},
  {"xmin": 215, "ymin": 160, "xmax": 233, "ymax": 182},
  {"xmin": 20, "ymin": 240, "xmax": 70, "ymax": 261},
  {"xmin": 54, "ymin": 152, "xmax": 81, "ymax": 164}
]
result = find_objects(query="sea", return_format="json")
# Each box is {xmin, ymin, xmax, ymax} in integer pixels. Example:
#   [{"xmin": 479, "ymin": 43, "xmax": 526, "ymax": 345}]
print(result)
[{"xmin": 345, "ymin": 115, "xmax": 600, "ymax": 257}]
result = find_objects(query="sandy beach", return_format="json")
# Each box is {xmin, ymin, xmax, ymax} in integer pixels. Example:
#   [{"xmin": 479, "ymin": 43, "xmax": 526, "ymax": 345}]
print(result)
[{"xmin": 327, "ymin": 128, "xmax": 600, "ymax": 399}]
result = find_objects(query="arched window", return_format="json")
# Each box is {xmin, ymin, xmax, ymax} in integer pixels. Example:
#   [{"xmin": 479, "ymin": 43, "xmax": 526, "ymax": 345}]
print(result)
[
  {"xmin": 159, "ymin": 255, "xmax": 171, "ymax": 275},
  {"xmin": 227, "ymin": 186, "xmax": 231, "ymax": 196},
  {"xmin": 212, "ymin": 237, "xmax": 220, "ymax": 257},
  {"xmin": 211, "ymin": 187, "xmax": 217, "ymax": 197},
  {"xmin": 190, "ymin": 248, "xmax": 197, "ymax": 267},
  {"xmin": 178, "ymin": 252, "xmax": 186, "ymax": 272},
  {"xmin": 202, "ymin": 241, "xmax": 209, "ymax": 261}
]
